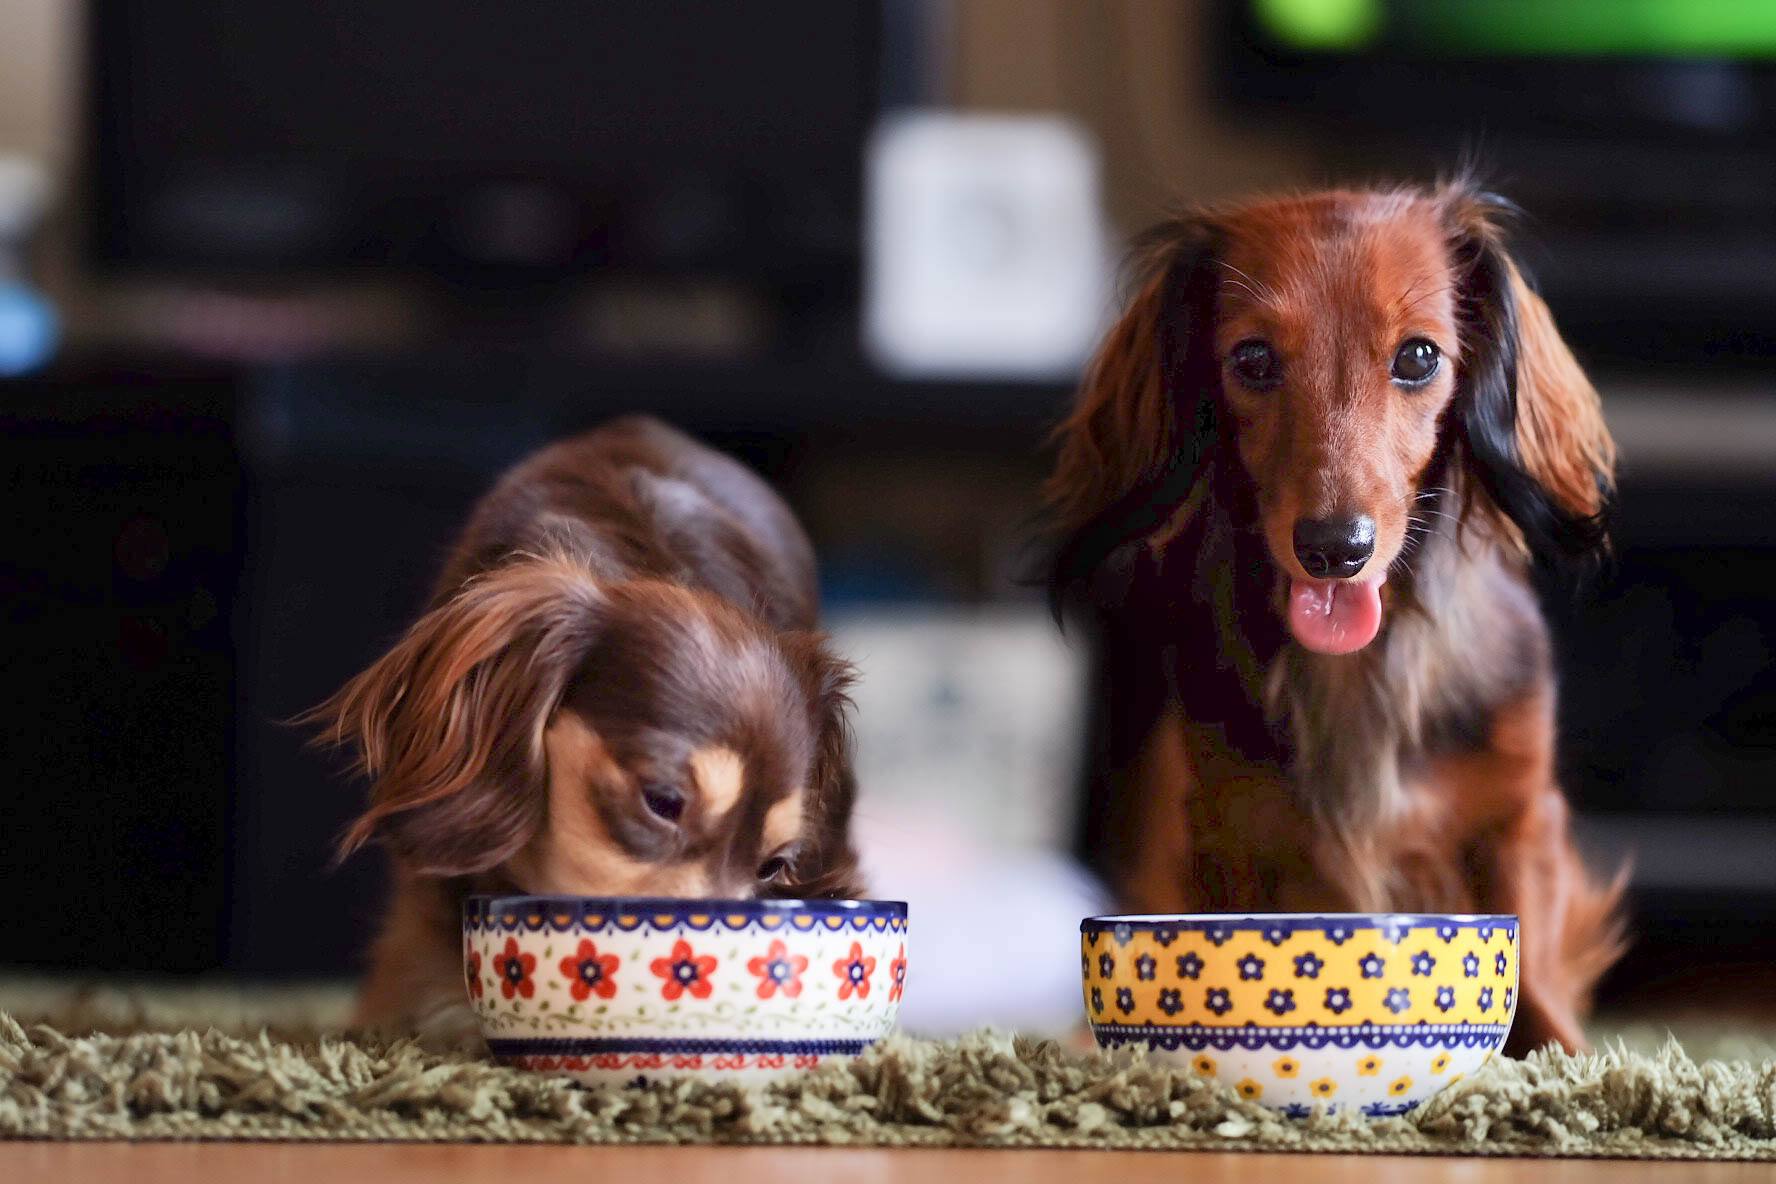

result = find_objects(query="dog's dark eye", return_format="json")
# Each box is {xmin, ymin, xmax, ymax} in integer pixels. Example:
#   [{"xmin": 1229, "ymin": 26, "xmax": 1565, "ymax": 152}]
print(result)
[
  {"xmin": 1228, "ymin": 340, "xmax": 1281, "ymax": 391},
  {"xmin": 641, "ymin": 783, "xmax": 686, "ymax": 823},
  {"xmin": 1391, "ymin": 339, "xmax": 1440, "ymax": 384},
  {"xmin": 757, "ymin": 855, "xmax": 792, "ymax": 883}
]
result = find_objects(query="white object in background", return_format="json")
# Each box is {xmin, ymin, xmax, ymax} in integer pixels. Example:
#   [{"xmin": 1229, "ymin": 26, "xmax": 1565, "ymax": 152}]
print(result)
[
  {"xmin": 0, "ymin": 156, "xmax": 51, "ymax": 243},
  {"xmin": 0, "ymin": 155, "xmax": 57, "ymax": 376},
  {"xmin": 831, "ymin": 606, "xmax": 1088, "ymax": 851},
  {"xmin": 857, "ymin": 816, "xmax": 1109, "ymax": 1038},
  {"xmin": 864, "ymin": 112, "xmax": 1110, "ymax": 379},
  {"xmin": 830, "ymin": 605, "xmax": 1104, "ymax": 1036}
]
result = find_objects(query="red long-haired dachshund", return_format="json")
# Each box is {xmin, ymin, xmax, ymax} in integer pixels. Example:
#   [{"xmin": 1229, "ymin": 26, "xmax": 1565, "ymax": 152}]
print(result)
[
  {"xmin": 1047, "ymin": 180, "xmax": 1623, "ymax": 1055},
  {"xmin": 308, "ymin": 417, "xmax": 860, "ymax": 1042}
]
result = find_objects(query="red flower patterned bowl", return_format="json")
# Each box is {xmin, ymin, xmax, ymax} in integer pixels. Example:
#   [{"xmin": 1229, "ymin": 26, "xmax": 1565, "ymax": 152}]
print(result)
[{"xmin": 463, "ymin": 895, "xmax": 908, "ymax": 1086}]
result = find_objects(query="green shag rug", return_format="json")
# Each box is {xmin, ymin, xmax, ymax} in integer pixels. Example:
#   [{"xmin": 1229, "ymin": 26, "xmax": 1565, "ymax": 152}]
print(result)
[{"xmin": 2, "ymin": 982, "xmax": 1775, "ymax": 1160}]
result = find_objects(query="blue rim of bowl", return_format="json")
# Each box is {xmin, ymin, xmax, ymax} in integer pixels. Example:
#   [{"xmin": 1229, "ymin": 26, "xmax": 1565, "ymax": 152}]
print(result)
[
  {"xmin": 467, "ymin": 895, "xmax": 907, "ymax": 919},
  {"xmin": 1080, "ymin": 912, "xmax": 1517, "ymax": 934}
]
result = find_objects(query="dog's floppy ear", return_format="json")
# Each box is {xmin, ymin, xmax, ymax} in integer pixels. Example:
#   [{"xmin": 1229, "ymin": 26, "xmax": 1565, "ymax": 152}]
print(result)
[
  {"xmin": 1045, "ymin": 218, "xmax": 1223, "ymax": 617},
  {"xmin": 305, "ymin": 548, "xmax": 605, "ymax": 876},
  {"xmin": 776, "ymin": 630, "xmax": 862, "ymax": 898},
  {"xmin": 1443, "ymin": 187, "xmax": 1616, "ymax": 569}
]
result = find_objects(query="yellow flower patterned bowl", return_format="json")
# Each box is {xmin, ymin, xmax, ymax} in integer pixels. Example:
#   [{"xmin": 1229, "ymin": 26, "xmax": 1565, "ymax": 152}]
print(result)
[{"xmin": 1081, "ymin": 913, "xmax": 1517, "ymax": 1116}]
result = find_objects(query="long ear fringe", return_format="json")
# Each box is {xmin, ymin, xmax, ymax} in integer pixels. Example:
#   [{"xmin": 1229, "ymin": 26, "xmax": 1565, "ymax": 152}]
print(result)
[
  {"xmin": 1044, "ymin": 222, "xmax": 1221, "ymax": 622},
  {"xmin": 1444, "ymin": 182, "xmax": 1616, "ymax": 576},
  {"xmin": 776, "ymin": 630, "xmax": 862, "ymax": 898},
  {"xmin": 298, "ymin": 547, "xmax": 605, "ymax": 875}
]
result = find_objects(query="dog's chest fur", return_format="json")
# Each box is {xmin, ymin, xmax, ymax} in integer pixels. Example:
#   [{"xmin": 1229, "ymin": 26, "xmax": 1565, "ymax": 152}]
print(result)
[
  {"xmin": 1165, "ymin": 493, "xmax": 1550, "ymax": 909},
  {"xmin": 1272, "ymin": 518, "xmax": 1547, "ymax": 826}
]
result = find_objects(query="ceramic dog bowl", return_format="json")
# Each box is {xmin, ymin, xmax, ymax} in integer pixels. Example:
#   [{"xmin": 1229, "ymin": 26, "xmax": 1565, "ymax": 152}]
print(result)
[
  {"xmin": 464, "ymin": 895, "xmax": 907, "ymax": 1086},
  {"xmin": 1081, "ymin": 913, "xmax": 1517, "ymax": 1117}
]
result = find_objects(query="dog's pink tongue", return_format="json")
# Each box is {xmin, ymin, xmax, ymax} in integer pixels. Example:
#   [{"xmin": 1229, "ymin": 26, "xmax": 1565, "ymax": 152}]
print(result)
[{"xmin": 1288, "ymin": 577, "xmax": 1384, "ymax": 655}]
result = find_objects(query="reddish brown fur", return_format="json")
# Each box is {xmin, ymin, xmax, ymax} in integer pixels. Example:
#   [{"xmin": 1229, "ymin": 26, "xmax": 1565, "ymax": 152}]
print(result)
[
  {"xmin": 1503, "ymin": 261, "xmax": 1617, "ymax": 526},
  {"xmin": 306, "ymin": 416, "xmax": 860, "ymax": 1042},
  {"xmin": 1049, "ymin": 183, "xmax": 1623, "ymax": 1055},
  {"xmin": 1211, "ymin": 193, "xmax": 1461, "ymax": 583}
]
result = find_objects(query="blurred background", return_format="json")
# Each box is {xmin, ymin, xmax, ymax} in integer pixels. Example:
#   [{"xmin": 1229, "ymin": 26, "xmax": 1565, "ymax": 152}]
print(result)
[{"xmin": 2, "ymin": 0, "xmax": 1775, "ymax": 1035}]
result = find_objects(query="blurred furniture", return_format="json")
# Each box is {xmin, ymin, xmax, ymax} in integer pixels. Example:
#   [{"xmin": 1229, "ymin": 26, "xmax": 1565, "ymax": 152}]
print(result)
[
  {"xmin": 0, "ymin": 363, "xmax": 238, "ymax": 972},
  {"xmin": 91, "ymin": 2, "xmax": 877, "ymax": 293},
  {"xmin": 1555, "ymin": 385, "xmax": 1776, "ymax": 1013},
  {"xmin": 834, "ymin": 606, "xmax": 1103, "ymax": 1035},
  {"xmin": 0, "ymin": 354, "xmax": 1069, "ymax": 975}
]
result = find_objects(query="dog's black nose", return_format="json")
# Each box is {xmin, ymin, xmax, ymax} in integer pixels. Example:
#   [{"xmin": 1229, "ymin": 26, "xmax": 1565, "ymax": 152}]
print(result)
[{"xmin": 1293, "ymin": 515, "xmax": 1376, "ymax": 579}]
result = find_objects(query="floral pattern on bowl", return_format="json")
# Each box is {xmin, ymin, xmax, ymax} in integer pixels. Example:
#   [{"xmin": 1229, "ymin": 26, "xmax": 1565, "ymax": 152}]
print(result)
[
  {"xmin": 464, "ymin": 895, "xmax": 907, "ymax": 1086},
  {"xmin": 1080, "ymin": 913, "xmax": 1517, "ymax": 1117}
]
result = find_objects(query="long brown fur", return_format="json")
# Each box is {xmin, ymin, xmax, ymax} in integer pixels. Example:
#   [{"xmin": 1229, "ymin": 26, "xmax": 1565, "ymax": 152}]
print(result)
[
  {"xmin": 1048, "ymin": 180, "xmax": 1624, "ymax": 1055},
  {"xmin": 306, "ymin": 416, "xmax": 861, "ymax": 1043}
]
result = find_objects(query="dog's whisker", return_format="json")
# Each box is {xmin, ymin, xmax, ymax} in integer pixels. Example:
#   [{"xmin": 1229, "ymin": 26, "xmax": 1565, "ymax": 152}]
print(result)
[
  {"xmin": 1214, "ymin": 260, "xmax": 1279, "ymax": 305},
  {"xmin": 1220, "ymin": 280, "xmax": 1267, "ymax": 306},
  {"xmin": 1399, "ymin": 283, "xmax": 1456, "ymax": 317}
]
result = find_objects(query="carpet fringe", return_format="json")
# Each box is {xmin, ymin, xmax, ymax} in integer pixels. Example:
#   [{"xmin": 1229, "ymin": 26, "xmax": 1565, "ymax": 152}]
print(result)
[{"xmin": 2, "ymin": 1011, "xmax": 1775, "ymax": 1158}]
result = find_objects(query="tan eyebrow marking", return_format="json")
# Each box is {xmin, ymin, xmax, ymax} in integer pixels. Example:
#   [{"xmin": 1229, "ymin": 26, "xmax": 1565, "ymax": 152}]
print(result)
[
  {"xmin": 690, "ymin": 746, "xmax": 745, "ymax": 819},
  {"xmin": 762, "ymin": 792, "xmax": 805, "ymax": 852},
  {"xmin": 511, "ymin": 713, "xmax": 718, "ymax": 898}
]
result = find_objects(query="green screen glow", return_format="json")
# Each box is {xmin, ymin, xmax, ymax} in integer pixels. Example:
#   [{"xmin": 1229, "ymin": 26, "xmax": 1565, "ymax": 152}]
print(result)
[
  {"xmin": 1255, "ymin": 0, "xmax": 1382, "ymax": 51},
  {"xmin": 1257, "ymin": 0, "xmax": 1776, "ymax": 57}
]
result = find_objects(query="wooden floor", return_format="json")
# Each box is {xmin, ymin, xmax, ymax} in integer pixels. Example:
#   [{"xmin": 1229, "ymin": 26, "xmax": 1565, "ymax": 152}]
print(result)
[{"xmin": 0, "ymin": 1144, "xmax": 1762, "ymax": 1182}]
